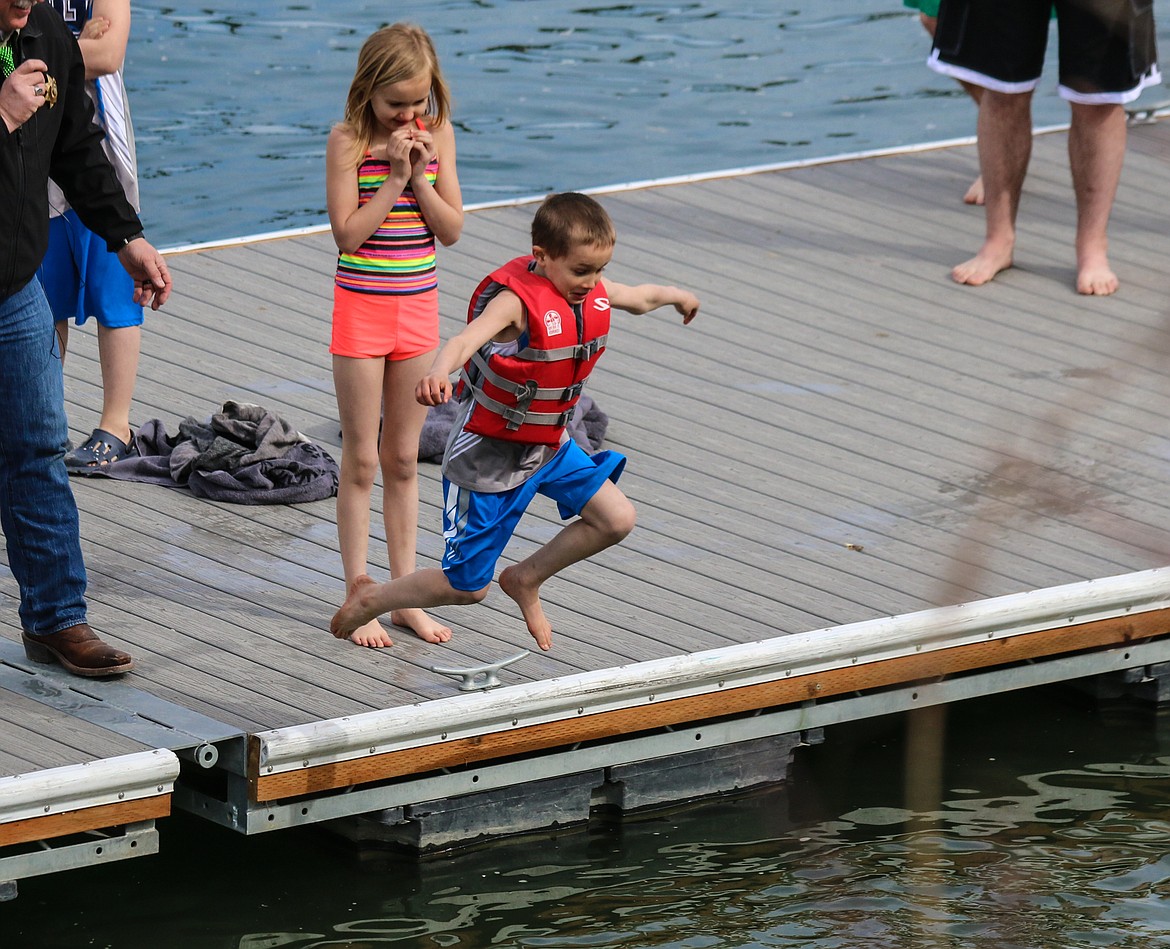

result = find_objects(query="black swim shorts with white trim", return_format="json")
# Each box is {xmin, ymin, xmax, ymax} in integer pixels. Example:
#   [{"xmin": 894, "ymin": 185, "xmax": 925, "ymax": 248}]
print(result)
[{"xmin": 929, "ymin": 0, "xmax": 1160, "ymax": 104}]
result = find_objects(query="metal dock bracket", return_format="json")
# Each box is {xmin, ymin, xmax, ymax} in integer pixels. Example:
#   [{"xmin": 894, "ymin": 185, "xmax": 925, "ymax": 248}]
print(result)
[{"xmin": 430, "ymin": 651, "xmax": 530, "ymax": 691}]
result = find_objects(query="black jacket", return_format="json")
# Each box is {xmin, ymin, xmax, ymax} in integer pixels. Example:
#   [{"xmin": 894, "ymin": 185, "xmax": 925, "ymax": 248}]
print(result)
[{"xmin": 1, "ymin": 4, "xmax": 142, "ymax": 300}]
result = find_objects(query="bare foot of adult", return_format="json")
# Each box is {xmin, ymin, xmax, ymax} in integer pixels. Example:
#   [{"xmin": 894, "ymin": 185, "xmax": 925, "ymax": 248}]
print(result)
[
  {"xmin": 331, "ymin": 574, "xmax": 381, "ymax": 640},
  {"xmin": 963, "ymin": 174, "xmax": 985, "ymax": 206},
  {"xmin": 952, "ymin": 242, "xmax": 1013, "ymax": 286},
  {"xmin": 392, "ymin": 607, "xmax": 452, "ymax": 644},
  {"xmin": 498, "ymin": 564, "xmax": 553, "ymax": 651},
  {"xmin": 1076, "ymin": 257, "xmax": 1119, "ymax": 296}
]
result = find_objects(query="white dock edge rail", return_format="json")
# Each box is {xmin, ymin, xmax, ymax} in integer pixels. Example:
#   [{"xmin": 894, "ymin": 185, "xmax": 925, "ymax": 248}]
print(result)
[
  {"xmin": 0, "ymin": 749, "xmax": 180, "ymax": 825},
  {"xmin": 256, "ymin": 567, "xmax": 1170, "ymax": 777}
]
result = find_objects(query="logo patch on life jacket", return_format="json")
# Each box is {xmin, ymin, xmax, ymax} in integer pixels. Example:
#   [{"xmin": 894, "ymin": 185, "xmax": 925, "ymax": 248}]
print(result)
[
  {"xmin": 543, "ymin": 309, "xmax": 563, "ymax": 336},
  {"xmin": 593, "ymin": 297, "xmax": 610, "ymax": 312}
]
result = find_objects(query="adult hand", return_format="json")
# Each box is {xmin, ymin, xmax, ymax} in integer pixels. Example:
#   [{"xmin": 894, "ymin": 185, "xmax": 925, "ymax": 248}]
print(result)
[
  {"xmin": 0, "ymin": 60, "xmax": 51, "ymax": 133},
  {"xmin": 117, "ymin": 238, "xmax": 173, "ymax": 310}
]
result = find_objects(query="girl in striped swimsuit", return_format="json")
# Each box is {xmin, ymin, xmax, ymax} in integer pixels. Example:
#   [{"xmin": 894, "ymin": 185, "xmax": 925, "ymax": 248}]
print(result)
[{"xmin": 326, "ymin": 24, "xmax": 464, "ymax": 648}]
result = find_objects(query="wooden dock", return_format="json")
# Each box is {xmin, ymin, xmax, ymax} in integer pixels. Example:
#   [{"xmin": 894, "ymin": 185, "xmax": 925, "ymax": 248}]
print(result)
[{"xmin": 4, "ymin": 115, "xmax": 1170, "ymax": 887}]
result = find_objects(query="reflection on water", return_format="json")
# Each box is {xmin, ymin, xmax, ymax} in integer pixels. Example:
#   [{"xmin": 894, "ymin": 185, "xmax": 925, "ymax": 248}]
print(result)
[
  {"xmin": 7, "ymin": 687, "xmax": 1170, "ymax": 948},
  {"xmin": 127, "ymin": 0, "xmax": 1111, "ymax": 247}
]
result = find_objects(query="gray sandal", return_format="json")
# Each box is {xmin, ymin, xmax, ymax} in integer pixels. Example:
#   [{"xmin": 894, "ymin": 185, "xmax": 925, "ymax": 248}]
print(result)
[{"xmin": 64, "ymin": 428, "xmax": 136, "ymax": 475}]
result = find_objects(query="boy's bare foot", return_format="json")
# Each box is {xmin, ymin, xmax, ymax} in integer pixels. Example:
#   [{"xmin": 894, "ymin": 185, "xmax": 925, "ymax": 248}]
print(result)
[
  {"xmin": 963, "ymin": 174, "xmax": 985, "ymax": 206},
  {"xmin": 351, "ymin": 618, "xmax": 394, "ymax": 648},
  {"xmin": 1075, "ymin": 255, "xmax": 1119, "ymax": 296},
  {"xmin": 952, "ymin": 241, "xmax": 1013, "ymax": 286},
  {"xmin": 391, "ymin": 607, "xmax": 452, "ymax": 644},
  {"xmin": 332, "ymin": 574, "xmax": 379, "ymax": 640},
  {"xmin": 498, "ymin": 565, "xmax": 553, "ymax": 651}
]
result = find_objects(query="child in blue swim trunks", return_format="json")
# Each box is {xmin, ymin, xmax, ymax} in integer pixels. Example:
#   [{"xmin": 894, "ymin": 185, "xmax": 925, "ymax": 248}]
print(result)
[
  {"xmin": 37, "ymin": 0, "xmax": 145, "ymax": 472},
  {"xmin": 331, "ymin": 192, "xmax": 699, "ymax": 651}
]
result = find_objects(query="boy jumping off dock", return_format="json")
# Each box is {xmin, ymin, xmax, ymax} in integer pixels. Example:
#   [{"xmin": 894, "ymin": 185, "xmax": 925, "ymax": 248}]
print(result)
[{"xmin": 331, "ymin": 192, "xmax": 699, "ymax": 650}]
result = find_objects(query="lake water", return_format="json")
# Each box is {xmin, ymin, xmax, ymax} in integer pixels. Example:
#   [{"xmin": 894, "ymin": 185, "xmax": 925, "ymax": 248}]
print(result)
[
  {"xmin": 6, "ymin": 687, "xmax": 1170, "ymax": 947},
  {"xmin": 124, "ymin": 0, "xmax": 1168, "ymax": 249},
  {"xmin": 11, "ymin": 2, "xmax": 1170, "ymax": 945}
]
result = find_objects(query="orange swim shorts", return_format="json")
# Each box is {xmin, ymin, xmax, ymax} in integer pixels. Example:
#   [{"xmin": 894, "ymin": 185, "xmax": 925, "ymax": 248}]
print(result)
[{"xmin": 329, "ymin": 285, "xmax": 440, "ymax": 359}]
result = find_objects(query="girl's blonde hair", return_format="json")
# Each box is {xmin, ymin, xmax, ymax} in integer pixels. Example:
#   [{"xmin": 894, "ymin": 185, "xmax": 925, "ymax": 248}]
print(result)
[{"xmin": 341, "ymin": 23, "xmax": 452, "ymax": 165}]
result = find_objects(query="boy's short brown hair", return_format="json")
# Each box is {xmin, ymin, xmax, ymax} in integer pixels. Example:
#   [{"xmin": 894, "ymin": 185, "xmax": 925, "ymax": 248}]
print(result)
[{"xmin": 531, "ymin": 193, "xmax": 617, "ymax": 258}]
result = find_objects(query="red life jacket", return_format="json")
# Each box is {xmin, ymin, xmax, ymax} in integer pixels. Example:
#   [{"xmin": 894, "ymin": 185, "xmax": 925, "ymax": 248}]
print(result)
[{"xmin": 459, "ymin": 256, "xmax": 610, "ymax": 445}]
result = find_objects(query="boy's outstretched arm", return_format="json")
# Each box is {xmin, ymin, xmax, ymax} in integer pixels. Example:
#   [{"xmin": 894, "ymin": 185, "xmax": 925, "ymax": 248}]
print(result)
[
  {"xmin": 415, "ymin": 290, "xmax": 527, "ymax": 405},
  {"xmin": 606, "ymin": 280, "xmax": 699, "ymax": 323}
]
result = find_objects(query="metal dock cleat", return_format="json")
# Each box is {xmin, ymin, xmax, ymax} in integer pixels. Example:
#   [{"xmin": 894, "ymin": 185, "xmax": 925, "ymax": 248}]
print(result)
[{"xmin": 430, "ymin": 650, "xmax": 530, "ymax": 691}]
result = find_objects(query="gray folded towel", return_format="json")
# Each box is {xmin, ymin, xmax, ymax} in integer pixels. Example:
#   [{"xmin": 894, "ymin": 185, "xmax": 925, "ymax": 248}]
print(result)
[{"xmin": 101, "ymin": 402, "xmax": 339, "ymax": 504}]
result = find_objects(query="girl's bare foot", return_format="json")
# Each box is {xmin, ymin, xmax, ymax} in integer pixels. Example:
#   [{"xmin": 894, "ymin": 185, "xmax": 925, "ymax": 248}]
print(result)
[
  {"xmin": 963, "ymin": 174, "xmax": 985, "ymax": 206},
  {"xmin": 391, "ymin": 607, "xmax": 452, "ymax": 643},
  {"xmin": 350, "ymin": 618, "xmax": 394, "ymax": 648},
  {"xmin": 498, "ymin": 565, "xmax": 553, "ymax": 651}
]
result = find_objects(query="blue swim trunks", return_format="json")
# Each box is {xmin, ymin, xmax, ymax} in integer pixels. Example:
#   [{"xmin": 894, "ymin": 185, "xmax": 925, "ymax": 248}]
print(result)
[
  {"xmin": 37, "ymin": 211, "xmax": 143, "ymax": 328},
  {"xmin": 441, "ymin": 440, "xmax": 627, "ymax": 592}
]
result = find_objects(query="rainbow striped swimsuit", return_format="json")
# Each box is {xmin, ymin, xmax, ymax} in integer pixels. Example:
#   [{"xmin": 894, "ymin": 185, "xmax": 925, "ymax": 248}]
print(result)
[{"xmin": 335, "ymin": 152, "xmax": 440, "ymax": 295}]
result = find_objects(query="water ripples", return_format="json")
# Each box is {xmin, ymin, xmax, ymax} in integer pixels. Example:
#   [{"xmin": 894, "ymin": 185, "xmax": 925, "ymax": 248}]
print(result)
[
  {"xmin": 127, "ymin": 0, "xmax": 1064, "ymax": 246},
  {"xmin": 221, "ymin": 753, "xmax": 1170, "ymax": 947},
  {"xmin": 10, "ymin": 690, "xmax": 1170, "ymax": 947}
]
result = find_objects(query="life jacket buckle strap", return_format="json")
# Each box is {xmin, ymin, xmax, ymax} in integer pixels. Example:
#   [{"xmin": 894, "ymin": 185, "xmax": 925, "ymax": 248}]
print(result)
[
  {"xmin": 576, "ymin": 338, "xmax": 604, "ymax": 360},
  {"xmin": 503, "ymin": 380, "xmax": 540, "ymax": 430},
  {"xmin": 501, "ymin": 407, "xmax": 527, "ymax": 429}
]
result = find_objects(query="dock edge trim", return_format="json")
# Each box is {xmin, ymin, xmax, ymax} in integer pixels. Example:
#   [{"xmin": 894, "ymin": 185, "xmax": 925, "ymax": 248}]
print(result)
[
  {"xmin": 0, "ymin": 749, "xmax": 180, "ymax": 825},
  {"xmin": 254, "ymin": 566, "xmax": 1170, "ymax": 781}
]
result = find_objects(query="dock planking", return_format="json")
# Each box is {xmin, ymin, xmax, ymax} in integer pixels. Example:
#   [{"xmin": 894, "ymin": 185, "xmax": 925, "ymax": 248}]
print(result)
[{"xmin": 2, "ymin": 119, "xmax": 1170, "ymax": 849}]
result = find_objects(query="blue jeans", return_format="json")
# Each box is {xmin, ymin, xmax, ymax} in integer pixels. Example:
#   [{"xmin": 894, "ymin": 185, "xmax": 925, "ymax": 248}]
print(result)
[{"xmin": 0, "ymin": 279, "xmax": 88, "ymax": 635}]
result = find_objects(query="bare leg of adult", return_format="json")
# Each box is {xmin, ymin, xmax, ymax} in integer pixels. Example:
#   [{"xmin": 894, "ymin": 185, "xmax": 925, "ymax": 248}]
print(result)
[
  {"xmin": 919, "ymin": 14, "xmax": 984, "ymax": 205},
  {"xmin": 952, "ymin": 89, "xmax": 1033, "ymax": 286},
  {"xmin": 95, "ymin": 323, "xmax": 140, "ymax": 445},
  {"xmin": 380, "ymin": 352, "xmax": 452, "ymax": 644},
  {"xmin": 1068, "ymin": 101, "xmax": 1125, "ymax": 296},
  {"xmin": 959, "ymin": 81, "xmax": 985, "ymax": 205}
]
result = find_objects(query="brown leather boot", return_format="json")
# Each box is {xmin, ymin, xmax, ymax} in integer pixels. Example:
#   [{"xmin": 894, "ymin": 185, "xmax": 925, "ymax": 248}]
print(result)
[{"xmin": 22, "ymin": 624, "xmax": 135, "ymax": 677}]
